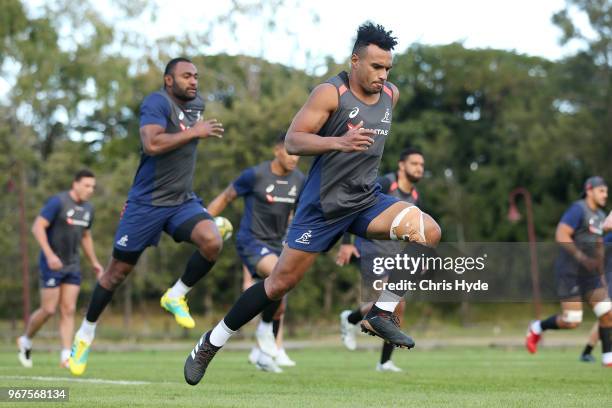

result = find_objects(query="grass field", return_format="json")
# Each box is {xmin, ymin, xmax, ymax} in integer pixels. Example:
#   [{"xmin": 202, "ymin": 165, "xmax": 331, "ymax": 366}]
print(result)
[{"xmin": 1, "ymin": 346, "xmax": 611, "ymax": 407}]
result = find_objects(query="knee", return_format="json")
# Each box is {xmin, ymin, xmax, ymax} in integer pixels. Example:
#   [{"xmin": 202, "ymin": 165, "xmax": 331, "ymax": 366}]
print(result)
[
  {"xmin": 393, "ymin": 207, "xmax": 441, "ymax": 247},
  {"xmin": 424, "ymin": 214, "xmax": 442, "ymax": 247},
  {"xmin": 266, "ymin": 275, "xmax": 297, "ymax": 300},
  {"xmin": 41, "ymin": 305, "xmax": 57, "ymax": 317},
  {"xmin": 594, "ymin": 301, "xmax": 612, "ymax": 325},
  {"xmin": 60, "ymin": 303, "xmax": 76, "ymax": 317},
  {"xmin": 194, "ymin": 230, "xmax": 223, "ymax": 261},
  {"xmin": 99, "ymin": 267, "xmax": 131, "ymax": 290},
  {"xmin": 560, "ymin": 309, "xmax": 582, "ymax": 328}
]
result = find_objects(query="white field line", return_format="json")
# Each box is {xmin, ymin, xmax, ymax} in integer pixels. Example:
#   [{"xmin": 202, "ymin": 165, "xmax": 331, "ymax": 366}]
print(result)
[{"xmin": 0, "ymin": 375, "xmax": 152, "ymax": 385}]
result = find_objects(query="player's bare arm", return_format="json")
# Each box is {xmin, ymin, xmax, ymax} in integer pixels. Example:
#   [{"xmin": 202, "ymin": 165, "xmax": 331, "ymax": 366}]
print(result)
[
  {"xmin": 140, "ymin": 119, "xmax": 224, "ymax": 156},
  {"xmin": 286, "ymin": 84, "xmax": 376, "ymax": 155},
  {"xmin": 81, "ymin": 230, "xmax": 103, "ymax": 278},
  {"xmin": 207, "ymin": 184, "xmax": 238, "ymax": 216},
  {"xmin": 31, "ymin": 216, "xmax": 62, "ymax": 270},
  {"xmin": 556, "ymin": 223, "xmax": 599, "ymax": 270}
]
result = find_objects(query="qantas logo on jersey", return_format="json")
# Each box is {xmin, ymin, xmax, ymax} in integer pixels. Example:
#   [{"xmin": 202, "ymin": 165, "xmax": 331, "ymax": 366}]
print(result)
[
  {"xmin": 346, "ymin": 121, "xmax": 388, "ymax": 136},
  {"xmin": 66, "ymin": 218, "xmax": 89, "ymax": 227},
  {"xmin": 266, "ymin": 194, "xmax": 296, "ymax": 204}
]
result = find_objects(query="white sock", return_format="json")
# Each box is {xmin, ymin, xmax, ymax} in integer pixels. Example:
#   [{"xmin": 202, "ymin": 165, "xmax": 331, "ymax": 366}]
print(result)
[
  {"xmin": 209, "ymin": 320, "xmax": 235, "ymax": 348},
  {"xmin": 167, "ymin": 279, "xmax": 191, "ymax": 298},
  {"xmin": 375, "ymin": 290, "xmax": 401, "ymax": 312},
  {"xmin": 19, "ymin": 335, "xmax": 32, "ymax": 349},
  {"xmin": 256, "ymin": 321, "xmax": 273, "ymax": 335},
  {"xmin": 77, "ymin": 319, "xmax": 97, "ymax": 343},
  {"xmin": 530, "ymin": 320, "xmax": 543, "ymax": 335},
  {"xmin": 60, "ymin": 348, "xmax": 71, "ymax": 362},
  {"xmin": 603, "ymin": 352, "xmax": 612, "ymax": 365}
]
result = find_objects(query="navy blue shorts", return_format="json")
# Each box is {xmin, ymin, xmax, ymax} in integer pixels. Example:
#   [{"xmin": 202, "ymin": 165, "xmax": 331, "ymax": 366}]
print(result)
[
  {"xmin": 113, "ymin": 198, "xmax": 211, "ymax": 252},
  {"xmin": 554, "ymin": 254, "xmax": 603, "ymax": 300},
  {"xmin": 39, "ymin": 257, "xmax": 80, "ymax": 288},
  {"xmin": 287, "ymin": 191, "xmax": 399, "ymax": 253},
  {"xmin": 236, "ymin": 238, "xmax": 282, "ymax": 278}
]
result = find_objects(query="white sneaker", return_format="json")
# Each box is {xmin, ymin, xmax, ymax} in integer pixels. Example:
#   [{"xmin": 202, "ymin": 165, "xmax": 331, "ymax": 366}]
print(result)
[
  {"xmin": 339, "ymin": 310, "xmax": 357, "ymax": 351},
  {"xmin": 248, "ymin": 347, "xmax": 261, "ymax": 365},
  {"xmin": 17, "ymin": 336, "xmax": 32, "ymax": 368},
  {"xmin": 255, "ymin": 329, "xmax": 279, "ymax": 358},
  {"xmin": 255, "ymin": 352, "xmax": 283, "ymax": 373},
  {"xmin": 275, "ymin": 348, "xmax": 296, "ymax": 367},
  {"xmin": 376, "ymin": 360, "xmax": 403, "ymax": 372}
]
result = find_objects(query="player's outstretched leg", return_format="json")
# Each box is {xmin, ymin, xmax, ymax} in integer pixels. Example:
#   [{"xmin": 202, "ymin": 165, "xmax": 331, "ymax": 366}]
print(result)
[
  {"xmin": 184, "ymin": 248, "xmax": 317, "ymax": 385},
  {"xmin": 69, "ymin": 259, "xmax": 133, "ymax": 376},
  {"xmin": 162, "ymin": 219, "xmax": 222, "ymax": 329},
  {"xmin": 360, "ymin": 203, "xmax": 440, "ymax": 348},
  {"xmin": 526, "ymin": 304, "xmax": 582, "ymax": 354}
]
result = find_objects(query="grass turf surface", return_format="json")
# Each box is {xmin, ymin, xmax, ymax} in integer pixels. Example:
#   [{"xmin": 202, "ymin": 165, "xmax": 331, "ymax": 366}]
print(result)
[{"xmin": 1, "ymin": 347, "xmax": 611, "ymax": 407}]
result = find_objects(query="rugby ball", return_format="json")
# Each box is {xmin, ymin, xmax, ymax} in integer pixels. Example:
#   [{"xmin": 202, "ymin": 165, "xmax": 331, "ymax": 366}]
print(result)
[{"xmin": 214, "ymin": 216, "xmax": 233, "ymax": 241}]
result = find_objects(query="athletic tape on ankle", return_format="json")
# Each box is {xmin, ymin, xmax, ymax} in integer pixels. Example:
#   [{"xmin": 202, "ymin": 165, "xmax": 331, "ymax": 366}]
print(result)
[
  {"xmin": 562, "ymin": 310, "xmax": 583, "ymax": 323},
  {"xmin": 593, "ymin": 300, "xmax": 612, "ymax": 317}
]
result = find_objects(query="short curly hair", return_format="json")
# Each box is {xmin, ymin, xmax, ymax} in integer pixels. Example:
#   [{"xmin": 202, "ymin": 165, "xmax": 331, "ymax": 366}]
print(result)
[{"xmin": 352, "ymin": 22, "xmax": 398, "ymax": 56}]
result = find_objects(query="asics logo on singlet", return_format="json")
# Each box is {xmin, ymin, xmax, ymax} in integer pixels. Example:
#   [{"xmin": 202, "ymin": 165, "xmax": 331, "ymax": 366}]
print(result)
[
  {"xmin": 295, "ymin": 230, "xmax": 312, "ymax": 245},
  {"xmin": 260, "ymin": 247, "xmax": 270, "ymax": 255},
  {"xmin": 116, "ymin": 235, "xmax": 129, "ymax": 247},
  {"xmin": 349, "ymin": 107, "xmax": 359, "ymax": 118}
]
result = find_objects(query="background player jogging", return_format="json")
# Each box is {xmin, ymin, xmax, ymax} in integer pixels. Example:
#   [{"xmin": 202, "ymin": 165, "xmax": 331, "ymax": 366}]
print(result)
[
  {"xmin": 207, "ymin": 132, "xmax": 305, "ymax": 372},
  {"xmin": 183, "ymin": 22, "xmax": 441, "ymax": 386},
  {"xmin": 525, "ymin": 176, "xmax": 612, "ymax": 367},
  {"xmin": 17, "ymin": 170, "xmax": 102, "ymax": 369},
  {"xmin": 68, "ymin": 57, "xmax": 225, "ymax": 376}
]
